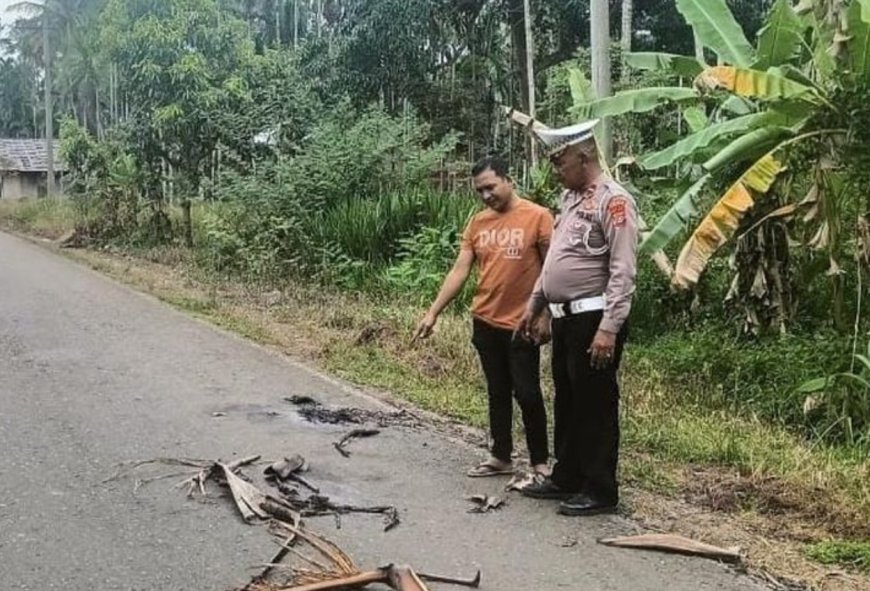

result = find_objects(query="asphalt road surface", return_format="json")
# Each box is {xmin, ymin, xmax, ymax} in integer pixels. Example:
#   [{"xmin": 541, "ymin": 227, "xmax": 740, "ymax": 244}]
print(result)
[{"xmin": 0, "ymin": 231, "xmax": 765, "ymax": 591}]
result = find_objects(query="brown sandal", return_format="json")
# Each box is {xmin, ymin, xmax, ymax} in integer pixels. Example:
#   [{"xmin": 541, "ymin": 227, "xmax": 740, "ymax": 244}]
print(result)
[{"xmin": 467, "ymin": 461, "xmax": 514, "ymax": 478}]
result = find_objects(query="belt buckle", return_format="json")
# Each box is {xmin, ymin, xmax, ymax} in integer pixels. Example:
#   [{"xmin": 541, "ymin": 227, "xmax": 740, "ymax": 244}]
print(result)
[
  {"xmin": 570, "ymin": 299, "xmax": 583, "ymax": 315},
  {"xmin": 549, "ymin": 303, "xmax": 567, "ymax": 319}
]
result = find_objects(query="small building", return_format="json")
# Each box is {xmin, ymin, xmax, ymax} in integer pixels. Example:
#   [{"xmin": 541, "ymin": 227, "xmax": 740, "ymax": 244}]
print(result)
[{"xmin": 0, "ymin": 139, "xmax": 66, "ymax": 200}]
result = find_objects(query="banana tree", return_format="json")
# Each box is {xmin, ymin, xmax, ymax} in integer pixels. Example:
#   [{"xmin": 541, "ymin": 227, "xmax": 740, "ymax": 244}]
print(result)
[{"xmin": 569, "ymin": 0, "xmax": 870, "ymax": 332}]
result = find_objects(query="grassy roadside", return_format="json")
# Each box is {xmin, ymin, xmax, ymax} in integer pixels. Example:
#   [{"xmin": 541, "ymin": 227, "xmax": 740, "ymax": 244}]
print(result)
[{"xmin": 2, "ymin": 199, "xmax": 869, "ymax": 589}]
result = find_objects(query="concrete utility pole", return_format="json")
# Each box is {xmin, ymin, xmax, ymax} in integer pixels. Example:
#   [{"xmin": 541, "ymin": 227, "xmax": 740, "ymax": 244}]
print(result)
[
  {"xmin": 590, "ymin": 0, "xmax": 612, "ymax": 163},
  {"xmin": 523, "ymin": 0, "xmax": 537, "ymax": 167},
  {"xmin": 621, "ymin": 0, "xmax": 633, "ymax": 82}
]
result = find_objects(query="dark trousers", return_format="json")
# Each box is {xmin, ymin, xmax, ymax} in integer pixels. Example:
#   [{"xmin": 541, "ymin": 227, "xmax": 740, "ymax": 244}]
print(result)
[
  {"xmin": 550, "ymin": 311, "xmax": 627, "ymax": 504},
  {"xmin": 471, "ymin": 318, "xmax": 549, "ymax": 466}
]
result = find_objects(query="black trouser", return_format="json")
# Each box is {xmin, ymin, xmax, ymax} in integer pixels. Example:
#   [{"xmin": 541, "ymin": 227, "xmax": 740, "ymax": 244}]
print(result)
[
  {"xmin": 550, "ymin": 311, "xmax": 628, "ymax": 504},
  {"xmin": 471, "ymin": 318, "xmax": 549, "ymax": 466}
]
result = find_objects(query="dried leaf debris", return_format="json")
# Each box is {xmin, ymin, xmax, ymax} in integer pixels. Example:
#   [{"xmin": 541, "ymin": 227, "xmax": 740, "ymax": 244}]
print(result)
[
  {"xmin": 265, "ymin": 455, "xmax": 320, "ymax": 493},
  {"xmin": 598, "ymin": 533, "xmax": 743, "ymax": 564},
  {"xmin": 467, "ymin": 495, "xmax": 504, "ymax": 514},
  {"xmin": 112, "ymin": 452, "xmax": 472, "ymax": 590}
]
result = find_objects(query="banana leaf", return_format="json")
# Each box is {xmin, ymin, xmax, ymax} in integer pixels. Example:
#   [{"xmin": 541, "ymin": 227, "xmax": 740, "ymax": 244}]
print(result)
[
  {"xmin": 719, "ymin": 96, "xmax": 753, "ymax": 116},
  {"xmin": 682, "ymin": 107, "xmax": 708, "ymax": 133},
  {"xmin": 572, "ymin": 87, "xmax": 698, "ymax": 120},
  {"xmin": 703, "ymin": 126, "xmax": 795, "ymax": 173},
  {"xmin": 567, "ymin": 67, "xmax": 596, "ymax": 104},
  {"xmin": 695, "ymin": 66, "xmax": 821, "ymax": 103},
  {"xmin": 755, "ymin": 0, "xmax": 806, "ymax": 69},
  {"xmin": 566, "ymin": 68, "xmax": 608, "ymax": 161},
  {"xmin": 676, "ymin": 0, "xmax": 756, "ymax": 68},
  {"xmin": 848, "ymin": 0, "xmax": 870, "ymax": 79},
  {"xmin": 624, "ymin": 52, "xmax": 705, "ymax": 77},
  {"xmin": 767, "ymin": 64, "xmax": 823, "ymax": 90},
  {"xmin": 639, "ymin": 175, "xmax": 711, "ymax": 254},
  {"xmin": 807, "ymin": 9, "xmax": 838, "ymax": 83},
  {"xmin": 639, "ymin": 112, "xmax": 780, "ymax": 171},
  {"xmin": 673, "ymin": 155, "xmax": 785, "ymax": 289}
]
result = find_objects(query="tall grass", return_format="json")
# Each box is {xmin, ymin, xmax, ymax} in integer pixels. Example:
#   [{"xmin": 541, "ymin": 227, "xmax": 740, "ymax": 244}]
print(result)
[
  {"xmin": 310, "ymin": 189, "xmax": 478, "ymax": 264},
  {"xmin": 0, "ymin": 198, "xmax": 78, "ymax": 238}
]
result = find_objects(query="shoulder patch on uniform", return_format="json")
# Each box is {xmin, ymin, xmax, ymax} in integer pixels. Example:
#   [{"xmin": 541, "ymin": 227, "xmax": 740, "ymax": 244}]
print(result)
[{"xmin": 608, "ymin": 197, "xmax": 628, "ymax": 228}]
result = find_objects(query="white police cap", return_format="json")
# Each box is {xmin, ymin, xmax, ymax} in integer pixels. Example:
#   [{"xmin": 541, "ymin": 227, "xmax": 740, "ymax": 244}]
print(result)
[{"xmin": 532, "ymin": 120, "xmax": 599, "ymax": 157}]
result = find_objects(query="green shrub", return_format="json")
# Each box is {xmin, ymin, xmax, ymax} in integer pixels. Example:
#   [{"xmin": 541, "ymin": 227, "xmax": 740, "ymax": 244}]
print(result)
[
  {"xmin": 381, "ymin": 224, "xmax": 475, "ymax": 307},
  {"xmin": 806, "ymin": 541, "xmax": 870, "ymax": 573},
  {"xmin": 630, "ymin": 323, "xmax": 859, "ymax": 441}
]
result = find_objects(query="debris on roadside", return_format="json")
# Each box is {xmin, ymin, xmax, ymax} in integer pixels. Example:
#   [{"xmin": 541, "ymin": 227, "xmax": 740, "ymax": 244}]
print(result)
[
  {"xmin": 333, "ymin": 429, "xmax": 381, "ymax": 458},
  {"xmin": 111, "ymin": 454, "xmax": 398, "ymax": 531},
  {"xmin": 246, "ymin": 524, "xmax": 482, "ymax": 591},
  {"xmin": 102, "ymin": 454, "xmax": 263, "ymax": 493},
  {"xmin": 504, "ymin": 471, "xmax": 542, "ymax": 493},
  {"xmin": 413, "ymin": 570, "xmax": 481, "ymax": 588},
  {"xmin": 221, "ymin": 462, "xmax": 296, "ymax": 522},
  {"xmin": 252, "ymin": 564, "xmax": 480, "ymax": 591},
  {"xmin": 109, "ymin": 458, "xmax": 470, "ymax": 590},
  {"xmin": 283, "ymin": 396, "xmax": 421, "ymax": 428},
  {"xmin": 560, "ymin": 536, "xmax": 578, "ymax": 548},
  {"xmin": 597, "ymin": 533, "xmax": 743, "ymax": 564},
  {"xmin": 246, "ymin": 523, "xmax": 482, "ymax": 591},
  {"xmin": 274, "ymin": 489, "xmax": 400, "ymax": 532},
  {"xmin": 109, "ymin": 444, "xmax": 475, "ymax": 590},
  {"xmin": 265, "ymin": 455, "xmax": 308, "ymax": 480},
  {"xmin": 57, "ymin": 228, "xmax": 88, "ymax": 248},
  {"xmin": 265, "ymin": 455, "xmax": 320, "ymax": 493},
  {"xmin": 355, "ymin": 323, "xmax": 391, "ymax": 346},
  {"xmin": 467, "ymin": 495, "xmax": 504, "ymax": 514},
  {"xmin": 284, "ymin": 395, "xmax": 318, "ymax": 406}
]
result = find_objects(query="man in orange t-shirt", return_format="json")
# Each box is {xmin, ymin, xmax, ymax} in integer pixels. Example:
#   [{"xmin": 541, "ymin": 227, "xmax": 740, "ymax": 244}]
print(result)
[{"xmin": 414, "ymin": 155, "xmax": 554, "ymax": 477}]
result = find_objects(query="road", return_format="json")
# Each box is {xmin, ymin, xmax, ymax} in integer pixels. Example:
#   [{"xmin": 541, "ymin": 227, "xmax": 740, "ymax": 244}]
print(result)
[{"xmin": 0, "ymin": 231, "xmax": 764, "ymax": 591}]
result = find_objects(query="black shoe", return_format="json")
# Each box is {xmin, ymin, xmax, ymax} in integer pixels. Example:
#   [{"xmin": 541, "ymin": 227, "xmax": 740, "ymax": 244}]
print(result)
[
  {"xmin": 558, "ymin": 494, "xmax": 617, "ymax": 516},
  {"xmin": 519, "ymin": 477, "xmax": 574, "ymax": 500}
]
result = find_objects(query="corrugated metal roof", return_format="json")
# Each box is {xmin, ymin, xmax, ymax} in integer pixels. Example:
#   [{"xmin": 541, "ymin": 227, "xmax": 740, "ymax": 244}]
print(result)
[{"xmin": 0, "ymin": 139, "xmax": 67, "ymax": 172}]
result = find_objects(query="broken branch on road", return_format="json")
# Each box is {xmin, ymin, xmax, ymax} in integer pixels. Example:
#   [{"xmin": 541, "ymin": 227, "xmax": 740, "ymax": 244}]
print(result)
[
  {"xmin": 333, "ymin": 429, "xmax": 380, "ymax": 458},
  {"xmin": 597, "ymin": 533, "xmax": 743, "ymax": 564}
]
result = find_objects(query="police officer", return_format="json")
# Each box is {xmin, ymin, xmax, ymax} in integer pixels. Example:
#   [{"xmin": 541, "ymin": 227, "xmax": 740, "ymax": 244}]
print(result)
[{"xmin": 517, "ymin": 120, "xmax": 638, "ymax": 516}]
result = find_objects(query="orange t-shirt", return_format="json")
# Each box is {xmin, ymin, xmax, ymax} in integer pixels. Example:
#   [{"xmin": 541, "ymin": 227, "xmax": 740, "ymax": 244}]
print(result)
[{"xmin": 461, "ymin": 198, "xmax": 554, "ymax": 330}]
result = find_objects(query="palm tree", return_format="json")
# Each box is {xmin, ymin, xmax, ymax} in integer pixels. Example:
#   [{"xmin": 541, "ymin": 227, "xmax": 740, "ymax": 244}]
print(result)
[{"xmin": 9, "ymin": 1, "xmax": 106, "ymax": 135}]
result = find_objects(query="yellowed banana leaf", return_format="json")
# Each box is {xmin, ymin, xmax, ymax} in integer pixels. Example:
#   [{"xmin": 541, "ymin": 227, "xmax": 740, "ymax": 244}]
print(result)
[
  {"xmin": 694, "ymin": 66, "xmax": 820, "ymax": 103},
  {"xmin": 673, "ymin": 154, "xmax": 784, "ymax": 289}
]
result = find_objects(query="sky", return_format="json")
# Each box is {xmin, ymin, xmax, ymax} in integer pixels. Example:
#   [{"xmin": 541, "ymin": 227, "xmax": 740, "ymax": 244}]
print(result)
[
  {"xmin": 0, "ymin": 0, "xmax": 23, "ymax": 20},
  {"xmin": 0, "ymin": 0, "xmax": 25, "ymax": 56}
]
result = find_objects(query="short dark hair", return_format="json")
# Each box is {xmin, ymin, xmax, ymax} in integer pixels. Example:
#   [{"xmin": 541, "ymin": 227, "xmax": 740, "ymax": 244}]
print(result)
[{"xmin": 471, "ymin": 154, "xmax": 510, "ymax": 180}]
